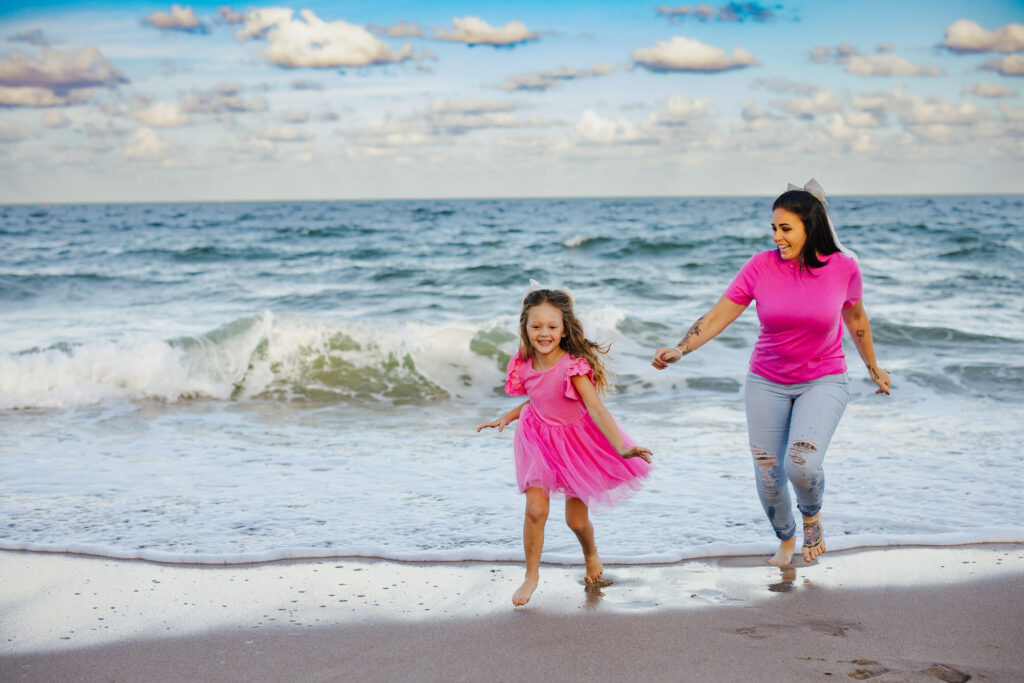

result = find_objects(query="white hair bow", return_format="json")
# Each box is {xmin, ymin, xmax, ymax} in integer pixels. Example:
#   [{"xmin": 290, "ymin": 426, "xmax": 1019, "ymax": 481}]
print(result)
[
  {"xmin": 787, "ymin": 178, "xmax": 828, "ymax": 206},
  {"xmin": 784, "ymin": 178, "xmax": 857, "ymax": 260}
]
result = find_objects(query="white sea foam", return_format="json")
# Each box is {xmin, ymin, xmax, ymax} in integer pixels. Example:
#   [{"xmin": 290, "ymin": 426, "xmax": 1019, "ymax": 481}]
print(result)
[
  {"xmin": 4, "ymin": 528, "xmax": 1022, "ymax": 566},
  {"xmin": 0, "ymin": 313, "xmax": 518, "ymax": 409}
]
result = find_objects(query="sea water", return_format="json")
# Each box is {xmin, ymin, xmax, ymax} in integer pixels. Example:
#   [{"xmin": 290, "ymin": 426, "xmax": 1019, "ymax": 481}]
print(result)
[{"xmin": 1, "ymin": 196, "xmax": 1022, "ymax": 564}]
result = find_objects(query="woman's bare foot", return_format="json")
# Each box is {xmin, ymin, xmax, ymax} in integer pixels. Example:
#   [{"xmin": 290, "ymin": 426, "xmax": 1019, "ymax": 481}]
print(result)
[
  {"xmin": 512, "ymin": 573, "xmax": 539, "ymax": 606},
  {"xmin": 766, "ymin": 536, "xmax": 796, "ymax": 566},
  {"xmin": 802, "ymin": 513, "xmax": 825, "ymax": 563},
  {"xmin": 584, "ymin": 553, "xmax": 607, "ymax": 585}
]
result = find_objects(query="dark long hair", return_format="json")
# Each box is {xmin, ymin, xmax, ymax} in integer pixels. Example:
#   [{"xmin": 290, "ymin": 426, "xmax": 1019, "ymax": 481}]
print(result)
[
  {"xmin": 518, "ymin": 289, "xmax": 611, "ymax": 393},
  {"xmin": 772, "ymin": 190, "xmax": 841, "ymax": 269}
]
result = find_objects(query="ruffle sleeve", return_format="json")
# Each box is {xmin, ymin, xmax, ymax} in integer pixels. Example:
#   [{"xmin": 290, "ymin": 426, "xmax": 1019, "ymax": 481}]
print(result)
[
  {"xmin": 564, "ymin": 356, "xmax": 595, "ymax": 400},
  {"xmin": 505, "ymin": 353, "xmax": 526, "ymax": 396}
]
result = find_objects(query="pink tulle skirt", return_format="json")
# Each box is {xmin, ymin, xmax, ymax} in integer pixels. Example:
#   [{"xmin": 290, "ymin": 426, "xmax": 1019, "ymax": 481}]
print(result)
[{"xmin": 513, "ymin": 405, "xmax": 651, "ymax": 509}]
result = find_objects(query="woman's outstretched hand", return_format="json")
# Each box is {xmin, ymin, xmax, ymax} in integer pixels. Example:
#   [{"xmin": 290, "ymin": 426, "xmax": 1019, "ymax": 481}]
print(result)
[
  {"xmin": 651, "ymin": 347, "xmax": 682, "ymax": 370},
  {"xmin": 869, "ymin": 366, "xmax": 891, "ymax": 395},
  {"xmin": 618, "ymin": 446, "xmax": 653, "ymax": 464},
  {"xmin": 477, "ymin": 416, "xmax": 513, "ymax": 432}
]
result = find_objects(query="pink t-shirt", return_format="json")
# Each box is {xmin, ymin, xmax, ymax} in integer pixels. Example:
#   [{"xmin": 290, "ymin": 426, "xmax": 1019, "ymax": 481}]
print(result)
[{"xmin": 723, "ymin": 249, "xmax": 862, "ymax": 384}]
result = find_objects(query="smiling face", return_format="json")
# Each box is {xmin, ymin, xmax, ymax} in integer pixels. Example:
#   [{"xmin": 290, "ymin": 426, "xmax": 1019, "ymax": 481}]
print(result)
[
  {"xmin": 772, "ymin": 207, "xmax": 807, "ymax": 261},
  {"xmin": 525, "ymin": 301, "xmax": 566, "ymax": 359}
]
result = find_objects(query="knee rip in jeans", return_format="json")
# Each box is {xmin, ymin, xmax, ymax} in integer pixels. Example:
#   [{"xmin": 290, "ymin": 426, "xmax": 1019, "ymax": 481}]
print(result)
[
  {"xmin": 750, "ymin": 444, "xmax": 777, "ymax": 486},
  {"xmin": 788, "ymin": 440, "xmax": 818, "ymax": 466}
]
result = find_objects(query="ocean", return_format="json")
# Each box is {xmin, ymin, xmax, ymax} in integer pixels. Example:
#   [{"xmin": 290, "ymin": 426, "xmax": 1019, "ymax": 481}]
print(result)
[{"xmin": 2, "ymin": 195, "xmax": 1022, "ymax": 565}]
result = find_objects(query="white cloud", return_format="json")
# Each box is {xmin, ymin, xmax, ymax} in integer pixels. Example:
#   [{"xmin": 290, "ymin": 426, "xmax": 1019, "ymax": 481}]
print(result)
[
  {"xmin": 261, "ymin": 122, "xmax": 307, "ymax": 142},
  {"xmin": 433, "ymin": 16, "xmax": 537, "ymax": 46},
  {"xmin": 809, "ymin": 46, "xmax": 831, "ymax": 64},
  {"xmin": 632, "ymin": 36, "xmax": 758, "ymax": 73},
  {"xmin": 345, "ymin": 120, "xmax": 432, "ymax": 149},
  {"xmin": 981, "ymin": 54, "xmax": 1024, "ymax": 76},
  {"xmin": 754, "ymin": 78, "xmax": 820, "ymax": 95},
  {"xmin": 779, "ymin": 89, "xmax": 843, "ymax": 118},
  {"xmin": 130, "ymin": 100, "xmax": 190, "ymax": 127},
  {"xmin": 1000, "ymin": 102, "xmax": 1024, "ymax": 122},
  {"xmin": 42, "ymin": 110, "xmax": 71, "ymax": 128},
  {"xmin": 496, "ymin": 63, "xmax": 615, "ymax": 91},
  {"xmin": 876, "ymin": 43, "xmax": 895, "ymax": 53},
  {"xmin": 901, "ymin": 96, "xmax": 987, "ymax": 126},
  {"xmin": 963, "ymin": 82, "xmax": 1019, "ymax": 98},
  {"xmin": 0, "ymin": 47, "xmax": 127, "ymax": 90},
  {"xmin": 124, "ymin": 127, "xmax": 172, "ymax": 160},
  {"xmin": 842, "ymin": 110, "xmax": 883, "ymax": 127},
  {"xmin": 741, "ymin": 100, "xmax": 780, "ymax": 121},
  {"xmin": 0, "ymin": 120, "xmax": 34, "ymax": 142},
  {"xmin": 660, "ymin": 94, "xmax": 711, "ymax": 122},
  {"xmin": 657, "ymin": 4, "xmax": 773, "ymax": 22},
  {"xmin": 843, "ymin": 54, "xmax": 944, "ymax": 77},
  {"xmin": 427, "ymin": 99, "xmax": 546, "ymax": 135},
  {"xmin": 657, "ymin": 5, "xmax": 719, "ymax": 22},
  {"xmin": 282, "ymin": 110, "xmax": 309, "ymax": 124},
  {"xmin": 217, "ymin": 6, "xmax": 245, "ymax": 25},
  {"xmin": 237, "ymin": 8, "xmax": 414, "ymax": 68},
  {"xmin": 180, "ymin": 85, "xmax": 266, "ymax": 115},
  {"xmin": 380, "ymin": 21, "xmax": 424, "ymax": 39},
  {"xmin": 143, "ymin": 4, "xmax": 208, "ymax": 33},
  {"xmin": 572, "ymin": 109, "xmax": 655, "ymax": 145},
  {"xmin": 7, "ymin": 28, "xmax": 50, "ymax": 47},
  {"xmin": 942, "ymin": 19, "xmax": 1024, "ymax": 53},
  {"xmin": 825, "ymin": 113, "xmax": 875, "ymax": 150},
  {"xmin": 0, "ymin": 84, "xmax": 91, "ymax": 107}
]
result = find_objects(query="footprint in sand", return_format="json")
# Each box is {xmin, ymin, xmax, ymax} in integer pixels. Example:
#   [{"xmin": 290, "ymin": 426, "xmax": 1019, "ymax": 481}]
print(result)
[
  {"xmin": 925, "ymin": 663, "xmax": 971, "ymax": 683},
  {"xmin": 843, "ymin": 659, "xmax": 889, "ymax": 679}
]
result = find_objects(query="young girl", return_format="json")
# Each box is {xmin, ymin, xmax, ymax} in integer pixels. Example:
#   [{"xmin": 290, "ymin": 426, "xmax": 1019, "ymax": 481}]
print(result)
[{"xmin": 478, "ymin": 288, "xmax": 652, "ymax": 606}]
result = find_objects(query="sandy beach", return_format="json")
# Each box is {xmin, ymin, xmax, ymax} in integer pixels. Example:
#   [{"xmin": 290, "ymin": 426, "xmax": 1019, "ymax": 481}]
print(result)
[{"xmin": 2, "ymin": 544, "xmax": 1022, "ymax": 682}]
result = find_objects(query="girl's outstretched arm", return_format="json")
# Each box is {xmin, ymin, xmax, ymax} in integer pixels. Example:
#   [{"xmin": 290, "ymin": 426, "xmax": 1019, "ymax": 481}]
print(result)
[
  {"xmin": 652, "ymin": 296, "xmax": 747, "ymax": 369},
  {"xmin": 571, "ymin": 375, "xmax": 652, "ymax": 463},
  {"xmin": 477, "ymin": 401, "xmax": 529, "ymax": 432},
  {"xmin": 841, "ymin": 300, "xmax": 891, "ymax": 395}
]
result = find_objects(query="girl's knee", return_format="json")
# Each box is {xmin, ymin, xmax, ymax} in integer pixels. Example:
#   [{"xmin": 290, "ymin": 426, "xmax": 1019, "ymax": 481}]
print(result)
[
  {"xmin": 565, "ymin": 515, "xmax": 590, "ymax": 535},
  {"xmin": 525, "ymin": 500, "xmax": 549, "ymax": 524}
]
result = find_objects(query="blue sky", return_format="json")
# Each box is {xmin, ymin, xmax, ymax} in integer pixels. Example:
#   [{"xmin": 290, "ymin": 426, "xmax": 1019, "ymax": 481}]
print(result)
[{"xmin": 1, "ymin": 1, "xmax": 1022, "ymax": 202}]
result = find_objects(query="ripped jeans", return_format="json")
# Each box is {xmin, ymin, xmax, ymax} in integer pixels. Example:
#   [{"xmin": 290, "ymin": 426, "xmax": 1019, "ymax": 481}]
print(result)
[{"xmin": 745, "ymin": 370, "xmax": 850, "ymax": 541}]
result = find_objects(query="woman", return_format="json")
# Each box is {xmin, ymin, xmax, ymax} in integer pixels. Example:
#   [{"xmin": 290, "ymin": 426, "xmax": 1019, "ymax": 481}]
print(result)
[{"xmin": 652, "ymin": 179, "xmax": 890, "ymax": 566}]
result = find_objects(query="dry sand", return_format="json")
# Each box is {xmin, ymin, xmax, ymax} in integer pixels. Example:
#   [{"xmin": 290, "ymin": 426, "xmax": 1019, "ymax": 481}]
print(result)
[{"xmin": 2, "ymin": 545, "xmax": 1023, "ymax": 682}]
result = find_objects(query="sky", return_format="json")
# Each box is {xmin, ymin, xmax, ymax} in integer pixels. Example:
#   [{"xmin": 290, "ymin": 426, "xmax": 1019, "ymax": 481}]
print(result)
[{"xmin": 0, "ymin": 1, "xmax": 1022, "ymax": 203}]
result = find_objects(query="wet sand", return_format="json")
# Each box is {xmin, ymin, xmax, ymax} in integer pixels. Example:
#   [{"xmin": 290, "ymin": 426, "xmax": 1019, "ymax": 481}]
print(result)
[{"xmin": 2, "ymin": 545, "xmax": 1023, "ymax": 682}]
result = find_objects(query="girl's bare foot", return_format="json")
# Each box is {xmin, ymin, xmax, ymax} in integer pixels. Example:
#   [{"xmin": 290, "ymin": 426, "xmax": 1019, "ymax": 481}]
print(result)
[
  {"xmin": 584, "ymin": 553, "xmax": 607, "ymax": 585},
  {"xmin": 802, "ymin": 513, "xmax": 825, "ymax": 562},
  {"xmin": 766, "ymin": 536, "xmax": 796, "ymax": 566},
  {"xmin": 512, "ymin": 573, "xmax": 539, "ymax": 606}
]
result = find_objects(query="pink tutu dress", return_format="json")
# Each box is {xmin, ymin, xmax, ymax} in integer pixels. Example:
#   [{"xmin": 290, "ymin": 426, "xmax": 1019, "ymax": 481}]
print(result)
[{"xmin": 505, "ymin": 351, "xmax": 650, "ymax": 509}]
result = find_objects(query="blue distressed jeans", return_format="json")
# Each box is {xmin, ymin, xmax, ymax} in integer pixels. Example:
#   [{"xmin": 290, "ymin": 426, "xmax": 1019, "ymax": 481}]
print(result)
[{"xmin": 744, "ymin": 370, "xmax": 851, "ymax": 541}]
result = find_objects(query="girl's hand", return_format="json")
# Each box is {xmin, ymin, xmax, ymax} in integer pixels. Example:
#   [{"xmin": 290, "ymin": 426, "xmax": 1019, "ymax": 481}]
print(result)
[
  {"xmin": 651, "ymin": 347, "xmax": 682, "ymax": 370},
  {"xmin": 477, "ymin": 416, "xmax": 513, "ymax": 432},
  {"xmin": 869, "ymin": 366, "xmax": 891, "ymax": 395},
  {"xmin": 618, "ymin": 446, "xmax": 653, "ymax": 464}
]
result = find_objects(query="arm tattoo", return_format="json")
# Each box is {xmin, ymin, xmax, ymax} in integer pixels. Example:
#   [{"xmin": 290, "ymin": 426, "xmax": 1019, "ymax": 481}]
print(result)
[
  {"xmin": 870, "ymin": 366, "xmax": 880, "ymax": 379},
  {"xmin": 676, "ymin": 316, "xmax": 705, "ymax": 355},
  {"xmin": 856, "ymin": 329, "xmax": 866, "ymax": 338}
]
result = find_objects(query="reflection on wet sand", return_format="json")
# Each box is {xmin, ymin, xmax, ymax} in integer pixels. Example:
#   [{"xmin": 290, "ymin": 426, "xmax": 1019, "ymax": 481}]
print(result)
[{"xmin": 768, "ymin": 567, "xmax": 797, "ymax": 593}]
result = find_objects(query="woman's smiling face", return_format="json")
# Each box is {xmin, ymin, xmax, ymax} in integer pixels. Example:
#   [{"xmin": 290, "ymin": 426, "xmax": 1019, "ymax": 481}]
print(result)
[{"xmin": 771, "ymin": 207, "xmax": 807, "ymax": 261}]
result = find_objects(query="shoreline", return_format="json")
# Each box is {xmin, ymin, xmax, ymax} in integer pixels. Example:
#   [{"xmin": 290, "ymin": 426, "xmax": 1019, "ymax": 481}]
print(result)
[
  {"xmin": 3, "ymin": 544, "xmax": 1023, "ymax": 681},
  {"xmin": 4, "ymin": 529, "xmax": 1023, "ymax": 566}
]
